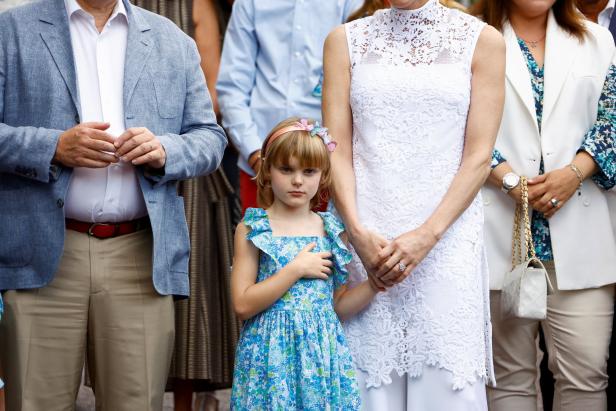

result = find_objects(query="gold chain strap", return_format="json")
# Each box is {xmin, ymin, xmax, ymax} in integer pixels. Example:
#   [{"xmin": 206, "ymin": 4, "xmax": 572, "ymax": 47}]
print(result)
[{"xmin": 511, "ymin": 176, "xmax": 536, "ymax": 268}]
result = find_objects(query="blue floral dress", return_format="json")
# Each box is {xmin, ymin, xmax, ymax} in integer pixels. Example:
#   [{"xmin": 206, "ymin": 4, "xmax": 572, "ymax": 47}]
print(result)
[
  {"xmin": 231, "ymin": 208, "xmax": 361, "ymax": 411},
  {"xmin": 491, "ymin": 39, "xmax": 616, "ymax": 260}
]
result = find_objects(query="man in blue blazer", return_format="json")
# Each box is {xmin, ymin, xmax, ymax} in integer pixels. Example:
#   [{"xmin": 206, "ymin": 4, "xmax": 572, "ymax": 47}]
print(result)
[{"xmin": 0, "ymin": 0, "xmax": 226, "ymax": 409}]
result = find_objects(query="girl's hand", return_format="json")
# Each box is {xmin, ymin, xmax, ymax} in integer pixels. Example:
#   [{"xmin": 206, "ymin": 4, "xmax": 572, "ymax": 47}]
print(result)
[
  {"xmin": 528, "ymin": 167, "xmax": 579, "ymax": 218},
  {"xmin": 288, "ymin": 242, "xmax": 333, "ymax": 280},
  {"xmin": 376, "ymin": 226, "xmax": 439, "ymax": 285},
  {"xmin": 349, "ymin": 228, "xmax": 390, "ymax": 291}
]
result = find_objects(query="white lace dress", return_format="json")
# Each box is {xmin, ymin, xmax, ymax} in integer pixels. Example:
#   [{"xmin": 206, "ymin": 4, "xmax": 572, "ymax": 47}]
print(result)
[{"xmin": 342, "ymin": 1, "xmax": 494, "ymax": 407}]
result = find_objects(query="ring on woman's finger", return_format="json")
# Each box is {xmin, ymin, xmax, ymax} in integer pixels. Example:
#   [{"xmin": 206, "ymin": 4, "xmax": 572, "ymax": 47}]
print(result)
[
  {"xmin": 550, "ymin": 198, "xmax": 559, "ymax": 208},
  {"xmin": 398, "ymin": 262, "xmax": 406, "ymax": 272}
]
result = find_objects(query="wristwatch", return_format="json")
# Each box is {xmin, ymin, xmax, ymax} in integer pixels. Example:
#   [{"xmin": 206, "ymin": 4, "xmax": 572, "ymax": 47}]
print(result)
[{"xmin": 502, "ymin": 172, "xmax": 520, "ymax": 194}]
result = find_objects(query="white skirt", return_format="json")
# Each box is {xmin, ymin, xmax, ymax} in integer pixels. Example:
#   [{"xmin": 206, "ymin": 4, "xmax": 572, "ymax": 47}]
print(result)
[{"xmin": 357, "ymin": 366, "xmax": 488, "ymax": 411}]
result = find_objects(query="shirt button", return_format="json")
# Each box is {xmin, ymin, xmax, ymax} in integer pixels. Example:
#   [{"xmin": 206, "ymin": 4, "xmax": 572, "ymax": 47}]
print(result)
[
  {"xmin": 294, "ymin": 51, "xmax": 301, "ymax": 58},
  {"xmin": 56, "ymin": 198, "xmax": 64, "ymax": 208}
]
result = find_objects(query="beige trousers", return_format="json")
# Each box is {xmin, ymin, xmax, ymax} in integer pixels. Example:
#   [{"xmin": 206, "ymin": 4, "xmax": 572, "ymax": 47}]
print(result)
[
  {"xmin": 488, "ymin": 262, "xmax": 614, "ymax": 411},
  {"xmin": 0, "ymin": 229, "xmax": 175, "ymax": 411}
]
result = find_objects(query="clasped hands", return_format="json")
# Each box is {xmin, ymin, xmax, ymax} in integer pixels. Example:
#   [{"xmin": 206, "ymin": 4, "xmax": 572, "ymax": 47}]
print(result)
[
  {"xmin": 351, "ymin": 226, "xmax": 439, "ymax": 291},
  {"xmin": 508, "ymin": 166, "xmax": 581, "ymax": 218},
  {"xmin": 53, "ymin": 122, "xmax": 166, "ymax": 169}
]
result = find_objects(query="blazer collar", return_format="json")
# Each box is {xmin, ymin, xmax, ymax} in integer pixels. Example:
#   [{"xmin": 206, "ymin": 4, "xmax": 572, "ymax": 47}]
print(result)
[
  {"xmin": 37, "ymin": 0, "xmax": 153, "ymax": 116},
  {"xmin": 503, "ymin": 10, "xmax": 580, "ymax": 133},
  {"xmin": 542, "ymin": 10, "xmax": 579, "ymax": 126},
  {"xmin": 503, "ymin": 20, "xmax": 537, "ymax": 134}
]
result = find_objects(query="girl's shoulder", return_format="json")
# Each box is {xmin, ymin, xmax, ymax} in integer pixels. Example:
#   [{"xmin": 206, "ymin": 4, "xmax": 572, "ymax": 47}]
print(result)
[
  {"xmin": 316, "ymin": 211, "xmax": 346, "ymax": 239},
  {"xmin": 242, "ymin": 208, "xmax": 274, "ymax": 254}
]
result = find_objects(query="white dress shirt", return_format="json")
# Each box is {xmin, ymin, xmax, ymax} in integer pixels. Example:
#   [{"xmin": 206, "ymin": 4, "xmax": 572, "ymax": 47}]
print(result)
[
  {"xmin": 599, "ymin": 0, "xmax": 615, "ymax": 28},
  {"xmin": 64, "ymin": 0, "xmax": 147, "ymax": 222}
]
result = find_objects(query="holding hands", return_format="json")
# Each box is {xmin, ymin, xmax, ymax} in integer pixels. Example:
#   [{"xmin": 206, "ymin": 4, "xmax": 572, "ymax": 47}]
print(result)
[{"xmin": 54, "ymin": 124, "xmax": 166, "ymax": 169}]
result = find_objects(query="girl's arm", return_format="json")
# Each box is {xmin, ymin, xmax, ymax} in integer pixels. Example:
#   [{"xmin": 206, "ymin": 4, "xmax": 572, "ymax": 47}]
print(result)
[
  {"xmin": 376, "ymin": 26, "xmax": 506, "ymax": 283},
  {"xmin": 333, "ymin": 282, "xmax": 378, "ymax": 321},
  {"xmin": 323, "ymin": 26, "xmax": 389, "ymax": 289},
  {"xmin": 231, "ymin": 224, "xmax": 333, "ymax": 321}
]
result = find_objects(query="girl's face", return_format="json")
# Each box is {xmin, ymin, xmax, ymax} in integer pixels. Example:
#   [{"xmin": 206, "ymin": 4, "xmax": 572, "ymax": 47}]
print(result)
[
  {"xmin": 509, "ymin": 0, "xmax": 557, "ymax": 18},
  {"xmin": 269, "ymin": 156, "xmax": 322, "ymax": 210}
]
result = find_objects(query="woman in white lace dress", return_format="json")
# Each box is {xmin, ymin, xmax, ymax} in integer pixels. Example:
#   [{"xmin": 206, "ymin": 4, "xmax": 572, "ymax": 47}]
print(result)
[{"xmin": 322, "ymin": 0, "xmax": 505, "ymax": 409}]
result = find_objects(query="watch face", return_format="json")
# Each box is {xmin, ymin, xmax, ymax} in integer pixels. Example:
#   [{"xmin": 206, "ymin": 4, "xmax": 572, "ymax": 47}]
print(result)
[{"xmin": 504, "ymin": 173, "xmax": 519, "ymax": 189}]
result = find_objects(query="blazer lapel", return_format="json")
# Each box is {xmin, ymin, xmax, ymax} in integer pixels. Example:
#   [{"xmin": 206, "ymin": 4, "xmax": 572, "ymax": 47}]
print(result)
[
  {"xmin": 542, "ymin": 10, "xmax": 578, "ymax": 128},
  {"xmin": 503, "ymin": 21, "xmax": 537, "ymax": 133},
  {"xmin": 38, "ymin": 0, "xmax": 81, "ymax": 118},
  {"xmin": 123, "ymin": 0, "xmax": 153, "ymax": 111}
]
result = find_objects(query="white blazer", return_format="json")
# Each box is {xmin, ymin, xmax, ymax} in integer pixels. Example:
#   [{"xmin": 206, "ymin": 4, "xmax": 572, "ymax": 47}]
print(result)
[{"xmin": 482, "ymin": 12, "xmax": 616, "ymax": 291}]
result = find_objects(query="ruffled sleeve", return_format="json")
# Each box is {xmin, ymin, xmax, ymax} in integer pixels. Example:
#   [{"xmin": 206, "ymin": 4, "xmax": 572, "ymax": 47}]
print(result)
[
  {"xmin": 243, "ymin": 208, "xmax": 277, "ymax": 261},
  {"xmin": 320, "ymin": 212, "xmax": 353, "ymax": 290}
]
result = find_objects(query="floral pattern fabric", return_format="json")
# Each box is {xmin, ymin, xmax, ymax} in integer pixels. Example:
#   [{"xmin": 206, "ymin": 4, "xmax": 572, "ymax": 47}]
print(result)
[
  {"xmin": 230, "ymin": 208, "xmax": 360, "ymax": 411},
  {"xmin": 491, "ymin": 40, "xmax": 616, "ymax": 260}
]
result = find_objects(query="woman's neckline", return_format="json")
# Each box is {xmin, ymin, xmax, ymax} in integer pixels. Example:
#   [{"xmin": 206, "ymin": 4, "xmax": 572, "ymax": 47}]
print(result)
[{"xmin": 391, "ymin": 0, "xmax": 437, "ymax": 15}]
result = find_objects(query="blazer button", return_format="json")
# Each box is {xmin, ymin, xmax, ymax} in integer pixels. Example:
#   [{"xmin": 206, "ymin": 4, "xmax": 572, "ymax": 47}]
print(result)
[
  {"xmin": 583, "ymin": 197, "xmax": 590, "ymax": 207},
  {"xmin": 483, "ymin": 198, "xmax": 490, "ymax": 206},
  {"xmin": 57, "ymin": 198, "xmax": 64, "ymax": 208}
]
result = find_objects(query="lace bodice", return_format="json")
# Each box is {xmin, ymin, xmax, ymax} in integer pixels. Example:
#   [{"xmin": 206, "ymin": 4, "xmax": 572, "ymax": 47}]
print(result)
[{"xmin": 342, "ymin": 0, "xmax": 494, "ymax": 390}]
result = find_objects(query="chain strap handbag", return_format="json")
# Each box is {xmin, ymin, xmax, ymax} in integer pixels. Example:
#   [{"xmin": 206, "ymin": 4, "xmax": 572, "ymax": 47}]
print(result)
[{"xmin": 501, "ymin": 176, "xmax": 554, "ymax": 320}]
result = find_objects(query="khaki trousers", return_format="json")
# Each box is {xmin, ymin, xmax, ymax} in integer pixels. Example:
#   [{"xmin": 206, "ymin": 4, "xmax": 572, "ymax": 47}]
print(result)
[
  {"xmin": 488, "ymin": 262, "xmax": 614, "ymax": 411},
  {"xmin": 0, "ymin": 229, "xmax": 175, "ymax": 411}
]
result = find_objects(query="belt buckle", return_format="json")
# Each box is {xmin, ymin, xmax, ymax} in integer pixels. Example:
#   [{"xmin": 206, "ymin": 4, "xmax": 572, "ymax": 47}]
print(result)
[{"xmin": 87, "ymin": 222, "xmax": 109, "ymax": 238}]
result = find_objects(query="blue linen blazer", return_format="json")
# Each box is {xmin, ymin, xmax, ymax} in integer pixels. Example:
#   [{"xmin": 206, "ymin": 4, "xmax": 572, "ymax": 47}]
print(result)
[{"xmin": 0, "ymin": 0, "xmax": 227, "ymax": 296}]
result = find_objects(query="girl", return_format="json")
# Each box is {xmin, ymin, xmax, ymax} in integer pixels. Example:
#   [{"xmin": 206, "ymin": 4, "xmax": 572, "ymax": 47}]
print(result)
[{"xmin": 230, "ymin": 117, "xmax": 379, "ymax": 410}]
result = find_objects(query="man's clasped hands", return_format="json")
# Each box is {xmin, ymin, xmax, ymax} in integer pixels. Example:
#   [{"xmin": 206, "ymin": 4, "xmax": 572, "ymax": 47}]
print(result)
[{"xmin": 53, "ymin": 122, "xmax": 166, "ymax": 169}]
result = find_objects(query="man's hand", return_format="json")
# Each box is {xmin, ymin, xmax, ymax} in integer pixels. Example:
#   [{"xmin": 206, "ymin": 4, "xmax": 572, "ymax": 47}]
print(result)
[
  {"xmin": 115, "ymin": 127, "xmax": 166, "ymax": 169},
  {"xmin": 53, "ymin": 122, "xmax": 118, "ymax": 168}
]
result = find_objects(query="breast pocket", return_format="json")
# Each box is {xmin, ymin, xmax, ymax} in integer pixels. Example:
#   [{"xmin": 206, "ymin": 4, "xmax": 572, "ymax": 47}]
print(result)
[{"xmin": 150, "ymin": 69, "xmax": 186, "ymax": 119}]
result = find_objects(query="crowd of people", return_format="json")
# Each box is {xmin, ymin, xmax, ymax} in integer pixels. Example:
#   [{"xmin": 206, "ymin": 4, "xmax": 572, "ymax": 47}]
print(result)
[{"xmin": 0, "ymin": 0, "xmax": 614, "ymax": 410}]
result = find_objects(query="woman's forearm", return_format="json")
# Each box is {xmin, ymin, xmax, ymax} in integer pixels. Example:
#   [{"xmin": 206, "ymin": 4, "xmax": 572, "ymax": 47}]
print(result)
[{"xmin": 424, "ymin": 155, "xmax": 492, "ymax": 239}]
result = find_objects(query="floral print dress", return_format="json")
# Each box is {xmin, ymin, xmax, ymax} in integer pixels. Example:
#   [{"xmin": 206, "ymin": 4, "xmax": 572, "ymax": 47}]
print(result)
[
  {"xmin": 231, "ymin": 208, "xmax": 360, "ymax": 411},
  {"xmin": 491, "ymin": 39, "xmax": 616, "ymax": 260}
]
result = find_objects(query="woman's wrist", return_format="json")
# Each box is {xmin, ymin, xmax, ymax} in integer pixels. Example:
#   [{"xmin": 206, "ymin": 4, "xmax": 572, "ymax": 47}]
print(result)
[{"xmin": 346, "ymin": 223, "xmax": 367, "ymax": 242}]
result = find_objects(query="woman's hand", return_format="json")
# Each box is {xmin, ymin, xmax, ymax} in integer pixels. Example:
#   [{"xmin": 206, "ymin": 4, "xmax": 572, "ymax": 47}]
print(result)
[
  {"xmin": 349, "ymin": 228, "xmax": 390, "ymax": 290},
  {"xmin": 288, "ymin": 243, "xmax": 333, "ymax": 280},
  {"xmin": 375, "ymin": 225, "xmax": 439, "ymax": 285},
  {"xmin": 528, "ymin": 167, "xmax": 580, "ymax": 218}
]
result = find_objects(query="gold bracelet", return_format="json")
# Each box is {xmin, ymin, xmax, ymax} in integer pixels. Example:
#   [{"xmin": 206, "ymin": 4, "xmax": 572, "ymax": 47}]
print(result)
[{"xmin": 568, "ymin": 163, "xmax": 584, "ymax": 187}]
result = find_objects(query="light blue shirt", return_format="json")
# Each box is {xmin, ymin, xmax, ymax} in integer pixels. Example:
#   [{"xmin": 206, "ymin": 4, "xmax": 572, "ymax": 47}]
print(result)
[{"xmin": 217, "ymin": 0, "xmax": 362, "ymax": 174}]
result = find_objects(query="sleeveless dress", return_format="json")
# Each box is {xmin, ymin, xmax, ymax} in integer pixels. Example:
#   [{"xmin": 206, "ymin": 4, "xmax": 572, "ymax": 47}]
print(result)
[
  {"xmin": 230, "ymin": 208, "xmax": 361, "ymax": 410},
  {"xmin": 342, "ymin": 0, "xmax": 494, "ymax": 403}
]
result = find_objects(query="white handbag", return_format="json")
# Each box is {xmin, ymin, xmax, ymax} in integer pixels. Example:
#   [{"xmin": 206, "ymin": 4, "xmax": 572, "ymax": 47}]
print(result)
[{"xmin": 501, "ymin": 176, "xmax": 554, "ymax": 320}]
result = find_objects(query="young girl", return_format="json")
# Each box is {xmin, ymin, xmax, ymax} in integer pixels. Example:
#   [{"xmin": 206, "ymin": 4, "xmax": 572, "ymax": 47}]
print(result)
[{"xmin": 230, "ymin": 118, "xmax": 380, "ymax": 410}]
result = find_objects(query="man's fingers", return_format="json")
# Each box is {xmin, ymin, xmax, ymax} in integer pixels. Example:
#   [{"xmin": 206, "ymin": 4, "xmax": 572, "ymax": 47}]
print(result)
[
  {"xmin": 86, "ymin": 128, "xmax": 116, "ymax": 146},
  {"xmin": 84, "ymin": 135, "xmax": 116, "ymax": 153},
  {"xmin": 116, "ymin": 133, "xmax": 155, "ymax": 158},
  {"xmin": 131, "ymin": 149, "xmax": 164, "ymax": 166},
  {"xmin": 80, "ymin": 121, "xmax": 110, "ymax": 131},
  {"xmin": 83, "ymin": 148, "xmax": 118, "ymax": 164},
  {"xmin": 114, "ymin": 127, "xmax": 147, "ymax": 148}
]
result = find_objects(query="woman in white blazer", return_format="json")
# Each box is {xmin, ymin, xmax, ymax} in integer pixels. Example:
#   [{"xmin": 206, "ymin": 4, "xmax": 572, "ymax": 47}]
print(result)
[{"xmin": 471, "ymin": 0, "xmax": 616, "ymax": 410}]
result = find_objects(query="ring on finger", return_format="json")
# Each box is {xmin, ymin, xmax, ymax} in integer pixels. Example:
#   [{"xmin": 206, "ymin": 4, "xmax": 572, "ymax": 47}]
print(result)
[
  {"xmin": 398, "ymin": 262, "xmax": 406, "ymax": 272},
  {"xmin": 550, "ymin": 198, "xmax": 559, "ymax": 208}
]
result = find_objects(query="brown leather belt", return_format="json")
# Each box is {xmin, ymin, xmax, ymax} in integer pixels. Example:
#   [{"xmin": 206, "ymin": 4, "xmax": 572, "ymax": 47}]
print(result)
[{"xmin": 65, "ymin": 217, "xmax": 150, "ymax": 239}]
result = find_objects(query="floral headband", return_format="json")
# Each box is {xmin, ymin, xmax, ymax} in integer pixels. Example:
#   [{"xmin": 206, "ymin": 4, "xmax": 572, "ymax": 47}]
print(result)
[{"xmin": 263, "ymin": 118, "xmax": 337, "ymax": 156}]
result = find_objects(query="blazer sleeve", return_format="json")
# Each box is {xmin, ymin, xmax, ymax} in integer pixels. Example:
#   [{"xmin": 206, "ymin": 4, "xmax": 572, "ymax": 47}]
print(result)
[
  {"xmin": 0, "ymin": 20, "xmax": 63, "ymax": 184},
  {"xmin": 578, "ymin": 61, "xmax": 616, "ymax": 190},
  {"xmin": 150, "ymin": 36, "xmax": 228, "ymax": 186}
]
